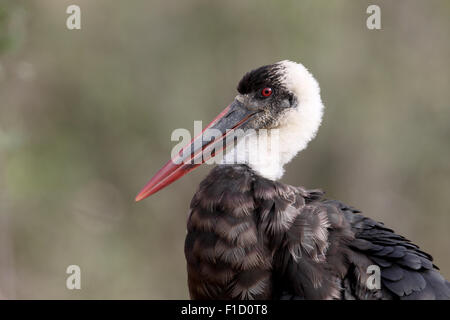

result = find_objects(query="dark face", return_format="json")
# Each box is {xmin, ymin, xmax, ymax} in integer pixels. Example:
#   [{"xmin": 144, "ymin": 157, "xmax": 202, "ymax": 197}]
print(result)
[{"xmin": 236, "ymin": 63, "xmax": 298, "ymax": 130}]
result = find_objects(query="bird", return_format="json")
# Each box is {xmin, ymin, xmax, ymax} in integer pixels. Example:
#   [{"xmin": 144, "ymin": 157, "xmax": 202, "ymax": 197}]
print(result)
[{"xmin": 135, "ymin": 60, "xmax": 450, "ymax": 300}]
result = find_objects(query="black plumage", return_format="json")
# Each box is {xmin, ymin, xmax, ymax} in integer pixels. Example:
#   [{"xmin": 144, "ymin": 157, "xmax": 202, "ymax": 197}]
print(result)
[
  {"xmin": 185, "ymin": 164, "xmax": 450, "ymax": 300},
  {"xmin": 136, "ymin": 61, "xmax": 450, "ymax": 300}
]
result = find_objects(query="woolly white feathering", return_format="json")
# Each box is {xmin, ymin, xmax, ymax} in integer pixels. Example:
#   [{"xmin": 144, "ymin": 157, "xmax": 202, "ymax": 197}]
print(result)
[{"xmin": 222, "ymin": 61, "xmax": 325, "ymax": 180}]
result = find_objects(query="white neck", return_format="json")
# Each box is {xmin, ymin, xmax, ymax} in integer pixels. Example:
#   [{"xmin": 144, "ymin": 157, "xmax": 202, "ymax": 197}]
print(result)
[{"xmin": 222, "ymin": 61, "xmax": 324, "ymax": 181}]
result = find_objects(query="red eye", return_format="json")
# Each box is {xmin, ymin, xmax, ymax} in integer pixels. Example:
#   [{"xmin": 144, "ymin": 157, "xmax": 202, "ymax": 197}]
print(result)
[{"xmin": 261, "ymin": 87, "xmax": 272, "ymax": 97}]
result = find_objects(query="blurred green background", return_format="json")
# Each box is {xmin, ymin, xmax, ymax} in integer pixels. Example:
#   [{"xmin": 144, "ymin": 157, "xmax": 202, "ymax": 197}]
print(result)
[{"xmin": 0, "ymin": 0, "xmax": 449, "ymax": 299}]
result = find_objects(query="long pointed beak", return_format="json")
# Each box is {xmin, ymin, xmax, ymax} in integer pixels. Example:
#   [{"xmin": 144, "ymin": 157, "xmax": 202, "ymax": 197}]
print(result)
[{"xmin": 135, "ymin": 100, "xmax": 257, "ymax": 202}]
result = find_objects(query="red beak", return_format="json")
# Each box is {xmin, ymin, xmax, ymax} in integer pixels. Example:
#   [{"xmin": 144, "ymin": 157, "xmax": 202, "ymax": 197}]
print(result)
[{"xmin": 135, "ymin": 100, "xmax": 257, "ymax": 202}]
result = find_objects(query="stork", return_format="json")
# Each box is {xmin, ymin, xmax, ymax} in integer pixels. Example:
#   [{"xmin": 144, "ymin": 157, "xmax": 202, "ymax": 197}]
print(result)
[{"xmin": 136, "ymin": 61, "xmax": 450, "ymax": 300}]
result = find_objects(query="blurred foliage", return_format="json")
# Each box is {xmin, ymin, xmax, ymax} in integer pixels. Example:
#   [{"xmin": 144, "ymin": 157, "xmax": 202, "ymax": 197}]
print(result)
[
  {"xmin": 0, "ymin": 3, "xmax": 12, "ymax": 54},
  {"xmin": 0, "ymin": 0, "xmax": 449, "ymax": 299},
  {"xmin": 0, "ymin": 0, "xmax": 26, "ymax": 55}
]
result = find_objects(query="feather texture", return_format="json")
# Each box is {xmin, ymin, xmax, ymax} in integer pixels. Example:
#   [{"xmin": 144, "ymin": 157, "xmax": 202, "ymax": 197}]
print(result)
[{"xmin": 185, "ymin": 164, "xmax": 450, "ymax": 300}]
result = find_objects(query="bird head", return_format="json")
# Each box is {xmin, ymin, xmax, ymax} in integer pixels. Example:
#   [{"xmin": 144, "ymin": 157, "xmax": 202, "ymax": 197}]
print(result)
[{"xmin": 136, "ymin": 60, "xmax": 324, "ymax": 201}]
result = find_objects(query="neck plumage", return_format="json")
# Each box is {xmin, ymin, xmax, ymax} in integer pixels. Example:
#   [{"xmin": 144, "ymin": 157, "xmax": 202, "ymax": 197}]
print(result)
[{"xmin": 222, "ymin": 99, "xmax": 324, "ymax": 181}]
